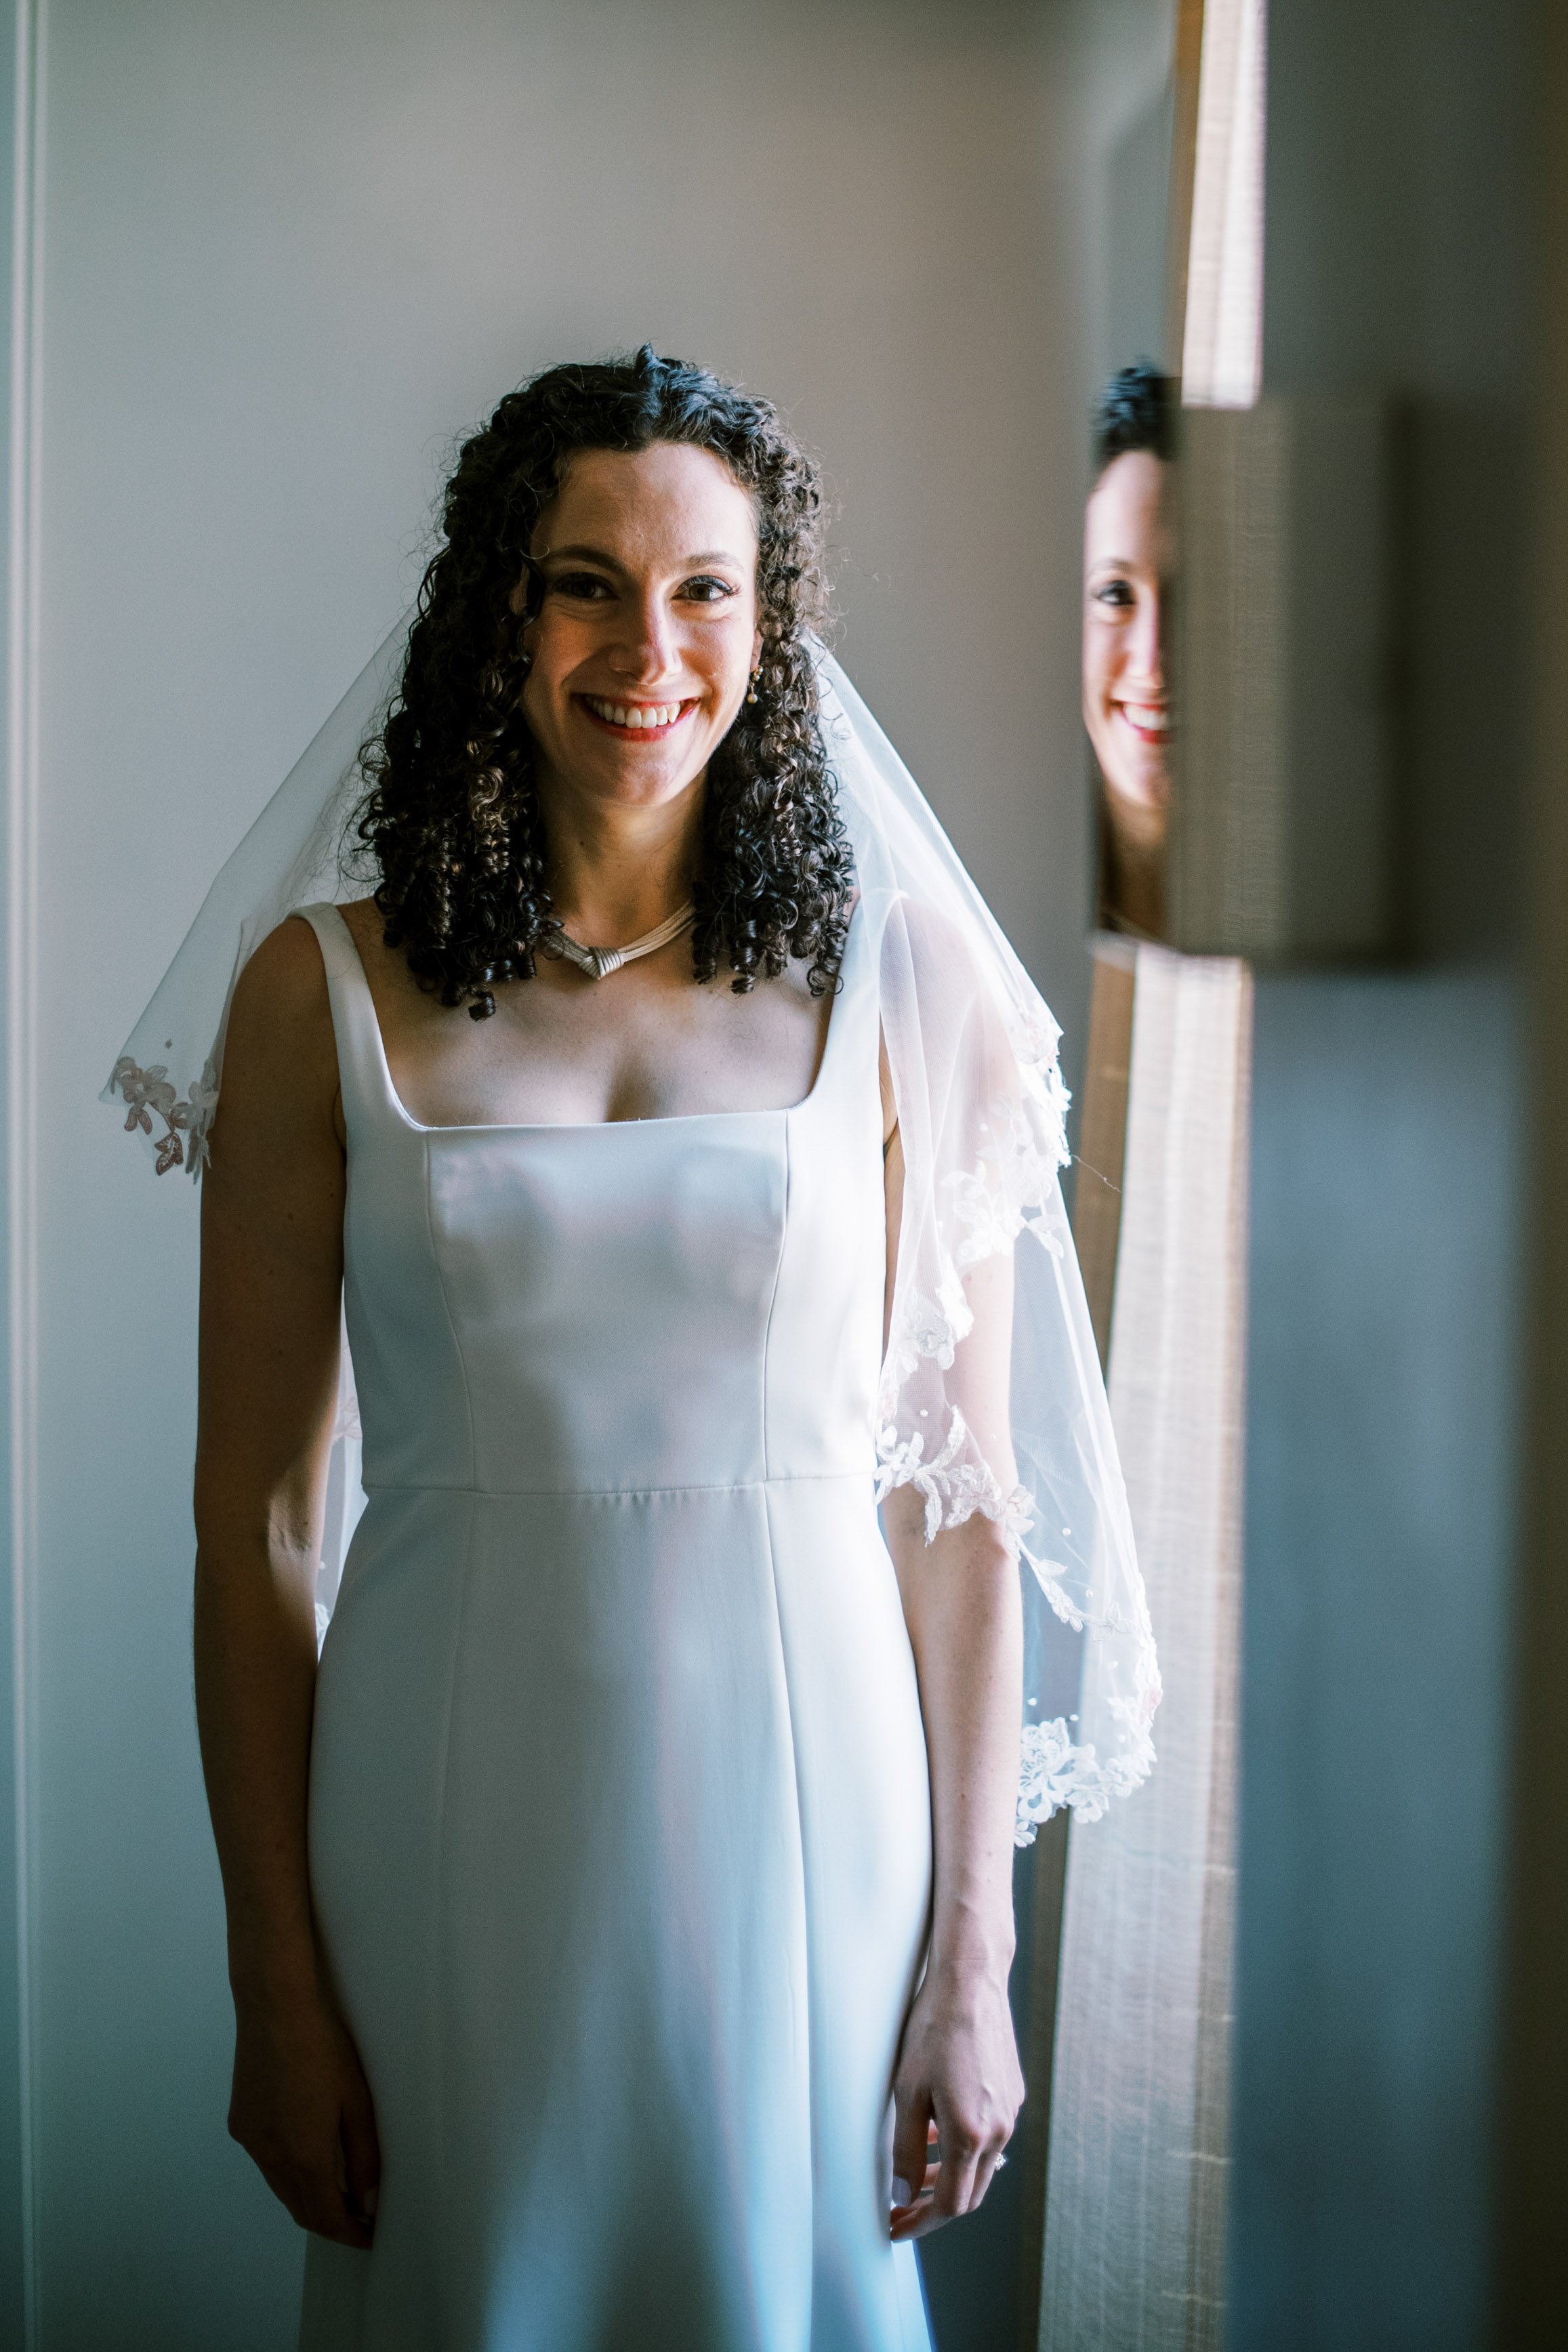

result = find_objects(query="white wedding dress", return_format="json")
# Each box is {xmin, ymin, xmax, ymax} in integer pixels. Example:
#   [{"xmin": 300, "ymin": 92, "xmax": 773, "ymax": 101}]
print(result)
[{"xmin": 294, "ymin": 897, "xmax": 936, "ymax": 2352}]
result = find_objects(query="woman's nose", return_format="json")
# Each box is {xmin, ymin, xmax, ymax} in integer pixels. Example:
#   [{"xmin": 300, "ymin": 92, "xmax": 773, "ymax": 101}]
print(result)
[
  {"xmin": 609, "ymin": 592, "xmax": 679, "ymax": 682},
  {"xmin": 1126, "ymin": 589, "xmax": 1166, "ymax": 688}
]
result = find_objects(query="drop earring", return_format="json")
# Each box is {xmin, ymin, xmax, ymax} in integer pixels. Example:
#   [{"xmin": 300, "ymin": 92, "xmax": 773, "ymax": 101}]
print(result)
[{"xmin": 746, "ymin": 669, "xmax": 760, "ymax": 704}]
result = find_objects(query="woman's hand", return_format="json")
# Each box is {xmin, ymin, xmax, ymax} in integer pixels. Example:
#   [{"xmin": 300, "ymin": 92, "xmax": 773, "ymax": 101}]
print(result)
[
  {"xmin": 228, "ymin": 1972, "xmax": 381, "ymax": 2249},
  {"xmin": 889, "ymin": 1953, "xmax": 1024, "ymax": 2240}
]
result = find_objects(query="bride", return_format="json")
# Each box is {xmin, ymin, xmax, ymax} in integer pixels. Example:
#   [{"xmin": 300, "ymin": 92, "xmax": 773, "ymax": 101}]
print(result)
[{"xmin": 115, "ymin": 348, "xmax": 1155, "ymax": 2350}]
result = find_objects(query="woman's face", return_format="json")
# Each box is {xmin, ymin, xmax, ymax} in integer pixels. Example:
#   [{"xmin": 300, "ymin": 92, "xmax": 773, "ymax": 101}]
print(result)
[
  {"xmin": 1082, "ymin": 449, "xmax": 1174, "ymax": 846},
  {"xmin": 519, "ymin": 441, "xmax": 762, "ymax": 812}
]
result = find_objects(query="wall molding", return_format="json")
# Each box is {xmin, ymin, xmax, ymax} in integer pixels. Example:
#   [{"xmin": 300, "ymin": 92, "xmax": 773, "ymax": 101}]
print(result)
[{"xmin": 6, "ymin": 1, "xmax": 43, "ymax": 2342}]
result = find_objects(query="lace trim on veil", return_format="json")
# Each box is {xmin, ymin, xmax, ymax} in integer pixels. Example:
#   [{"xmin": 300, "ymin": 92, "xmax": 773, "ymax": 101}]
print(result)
[
  {"xmin": 109, "ymin": 1054, "xmax": 220, "ymax": 1176},
  {"xmin": 869, "ymin": 972, "xmax": 1157, "ymax": 1842}
]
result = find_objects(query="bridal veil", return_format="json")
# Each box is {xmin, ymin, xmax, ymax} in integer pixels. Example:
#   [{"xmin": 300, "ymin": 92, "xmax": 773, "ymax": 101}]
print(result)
[{"xmin": 103, "ymin": 630, "xmax": 1159, "ymax": 1838}]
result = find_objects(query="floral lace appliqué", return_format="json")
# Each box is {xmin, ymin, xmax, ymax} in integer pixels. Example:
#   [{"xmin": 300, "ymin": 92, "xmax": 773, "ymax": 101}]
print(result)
[
  {"xmin": 877, "ymin": 1392, "xmax": 1159, "ymax": 1844},
  {"xmin": 1016, "ymin": 1711, "xmax": 1156, "ymax": 1843},
  {"xmin": 945, "ymin": 1092, "xmax": 1060, "ymax": 1271},
  {"xmin": 1018, "ymin": 1718, "xmax": 1081, "ymax": 1838},
  {"xmin": 110, "ymin": 1055, "xmax": 218, "ymax": 1176},
  {"xmin": 874, "ymin": 1402, "xmax": 1033, "ymax": 1544}
]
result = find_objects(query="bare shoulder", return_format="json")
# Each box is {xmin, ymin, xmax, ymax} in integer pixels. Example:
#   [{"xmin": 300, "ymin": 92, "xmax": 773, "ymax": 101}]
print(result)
[
  {"xmin": 886, "ymin": 891, "xmax": 971, "ymax": 969},
  {"xmin": 215, "ymin": 915, "xmax": 339, "ymax": 1150},
  {"xmin": 203, "ymin": 914, "xmax": 346, "ymax": 1282},
  {"xmin": 228, "ymin": 912, "xmax": 333, "ymax": 1042},
  {"xmin": 880, "ymin": 894, "xmax": 990, "ymax": 1016}
]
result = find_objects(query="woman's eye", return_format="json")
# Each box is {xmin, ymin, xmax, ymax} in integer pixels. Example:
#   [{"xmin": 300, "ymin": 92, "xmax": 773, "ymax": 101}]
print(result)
[
  {"xmin": 1093, "ymin": 579, "xmax": 1136, "ymax": 611},
  {"xmin": 680, "ymin": 575, "xmax": 737, "ymax": 604},
  {"xmin": 550, "ymin": 572, "xmax": 613, "ymax": 602}
]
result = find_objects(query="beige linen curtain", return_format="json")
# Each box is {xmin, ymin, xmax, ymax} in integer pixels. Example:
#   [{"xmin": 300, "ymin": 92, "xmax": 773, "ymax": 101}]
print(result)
[{"xmin": 1035, "ymin": 943, "xmax": 1251, "ymax": 2351}]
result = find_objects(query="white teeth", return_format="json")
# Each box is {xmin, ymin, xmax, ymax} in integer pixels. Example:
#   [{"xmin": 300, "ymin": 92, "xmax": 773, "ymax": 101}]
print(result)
[
  {"xmin": 583, "ymin": 691, "xmax": 690, "ymax": 729},
  {"xmin": 585, "ymin": 695, "xmax": 687, "ymax": 728},
  {"xmin": 1125, "ymin": 704, "xmax": 1170, "ymax": 730}
]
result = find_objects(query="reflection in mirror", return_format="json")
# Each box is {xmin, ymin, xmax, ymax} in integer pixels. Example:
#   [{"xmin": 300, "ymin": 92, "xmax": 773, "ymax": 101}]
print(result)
[{"xmin": 1083, "ymin": 365, "xmax": 1175, "ymax": 943}]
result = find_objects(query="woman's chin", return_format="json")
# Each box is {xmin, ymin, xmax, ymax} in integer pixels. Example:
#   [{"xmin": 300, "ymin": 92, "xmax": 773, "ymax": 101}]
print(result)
[
  {"xmin": 1103, "ymin": 775, "xmax": 1171, "ymax": 854},
  {"xmin": 537, "ymin": 732, "xmax": 709, "ymax": 806}
]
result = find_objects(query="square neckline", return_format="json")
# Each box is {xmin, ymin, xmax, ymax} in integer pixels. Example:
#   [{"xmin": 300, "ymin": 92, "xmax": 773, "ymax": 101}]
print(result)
[{"xmin": 316, "ymin": 894, "xmax": 865, "ymax": 1139}]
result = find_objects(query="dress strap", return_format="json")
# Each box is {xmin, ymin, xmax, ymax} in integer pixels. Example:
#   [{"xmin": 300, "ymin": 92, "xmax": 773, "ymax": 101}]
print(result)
[
  {"xmin": 795, "ymin": 888, "xmax": 878, "ymax": 1122},
  {"xmin": 289, "ymin": 902, "xmax": 407, "ymax": 1141}
]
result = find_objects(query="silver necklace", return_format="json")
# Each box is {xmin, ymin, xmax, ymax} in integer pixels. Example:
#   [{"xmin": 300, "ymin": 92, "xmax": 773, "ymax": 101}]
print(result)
[{"xmin": 539, "ymin": 901, "xmax": 695, "ymax": 982}]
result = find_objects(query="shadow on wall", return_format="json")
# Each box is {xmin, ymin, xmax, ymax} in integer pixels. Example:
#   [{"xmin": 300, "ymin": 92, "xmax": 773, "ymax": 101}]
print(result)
[{"xmin": 1234, "ymin": 968, "xmax": 1518, "ymax": 2352}]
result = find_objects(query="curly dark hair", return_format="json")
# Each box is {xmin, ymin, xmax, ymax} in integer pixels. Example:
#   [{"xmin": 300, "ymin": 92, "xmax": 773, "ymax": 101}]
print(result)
[
  {"xmin": 1092, "ymin": 360, "xmax": 1174, "ymax": 478},
  {"xmin": 355, "ymin": 346, "xmax": 853, "ymax": 1017}
]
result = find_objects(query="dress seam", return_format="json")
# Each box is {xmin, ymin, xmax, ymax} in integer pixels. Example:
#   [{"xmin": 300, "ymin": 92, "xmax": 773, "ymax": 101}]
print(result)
[
  {"xmin": 760, "ymin": 1114, "xmax": 791, "ymax": 1483},
  {"xmin": 421, "ymin": 1134, "xmax": 479, "ymax": 1490},
  {"xmin": 430, "ymin": 1488, "xmax": 476, "ymax": 2335},
  {"xmin": 357, "ymin": 1470, "xmax": 877, "ymax": 1500},
  {"xmin": 760, "ymin": 1480, "xmax": 815, "ymax": 2338}
]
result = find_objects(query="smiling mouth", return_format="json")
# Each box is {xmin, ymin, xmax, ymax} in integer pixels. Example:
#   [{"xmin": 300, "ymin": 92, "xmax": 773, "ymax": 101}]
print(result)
[
  {"xmin": 579, "ymin": 694, "xmax": 697, "ymax": 737},
  {"xmin": 1117, "ymin": 702, "xmax": 1172, "ymax": 743}
]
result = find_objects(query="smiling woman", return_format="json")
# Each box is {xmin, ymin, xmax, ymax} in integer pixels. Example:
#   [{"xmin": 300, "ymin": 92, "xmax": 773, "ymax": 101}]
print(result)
[
  {"xmin": 340, "ymin": 424, "xmax": 849, "ymax": 1131},
  {"xmin": 105, "ymin": 348, "xmax": 1153, "ymax": 2352},
  {"xmin": 1083, "ymin": 363, "xmax": 1175, "ymax": 941},
  {"xmin": 358, "ymin": 352, "xmax": 852, "ymax": 1020}
]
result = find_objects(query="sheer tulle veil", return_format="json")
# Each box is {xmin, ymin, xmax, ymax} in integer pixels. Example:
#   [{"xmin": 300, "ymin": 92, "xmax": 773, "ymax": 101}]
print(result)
[{"xmin": 104, "ymin": 628, "xmax": 1159, "ymax": 1838}]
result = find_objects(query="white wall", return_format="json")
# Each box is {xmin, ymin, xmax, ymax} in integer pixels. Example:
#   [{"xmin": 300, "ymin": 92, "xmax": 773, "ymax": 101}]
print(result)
[{"xmin": 7, "ymin": 3, "xmax": 1127, "ymax": 2343}]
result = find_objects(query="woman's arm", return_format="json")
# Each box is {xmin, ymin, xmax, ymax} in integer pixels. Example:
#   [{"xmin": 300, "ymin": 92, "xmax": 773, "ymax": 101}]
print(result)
[
  {"xmin": 884, "ymin": 1493, "xmax": 1023, "ymax": 2237},
  {"xmin": 880, "ymin": 1064, "xmax": 1026, "ymax": 2240},
  {"xmin": 193, "ymin": 916, "xmax": 379, "ymax": 2248}
]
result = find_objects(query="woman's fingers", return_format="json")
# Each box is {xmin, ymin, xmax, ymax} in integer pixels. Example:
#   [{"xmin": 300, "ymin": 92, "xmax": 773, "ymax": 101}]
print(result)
[
  {"xmin": 256, "ymin": 2128, "xmax": 373, "ymax": 2247},
  {"xmin": 890, "ymin": 2097, "xmax": 936, "ymax": 2214},
  {"xmin": 339, "ymin": 2065, "xmax": 382, "ymax": 2232},
  {"xmin": 256, "ymin": 2161, "xmax": 310, "ymax": 2234},
  {"xmin": 930, "ymin": 2132, "xmax": 981, "ymax": 2222},
  {"xmin": 890, "ymin": 2168, "xmax": 938, "ymax": 2241},
  {"xmin": 303, "ymin": 2158, "xmax": 373, "ymax": 2247},
  {"xmin": 257, "ymin": 2152, "xmax": 371, "ymax": 2249},
  {"xmin": 287, "ymin": 2082, "xmax": 377, "ymax": 2246},
  {"xmin": 890, "ymin": 2123, "xmax": 941, "ymax": 2236},
  {"xmin": 890, "ymin": 2158, "xmax": 1006, "ymax": 2237},
  {"xmin": 889, "ymin": 2111, "xmax": 1014, "ymax": 2239}
]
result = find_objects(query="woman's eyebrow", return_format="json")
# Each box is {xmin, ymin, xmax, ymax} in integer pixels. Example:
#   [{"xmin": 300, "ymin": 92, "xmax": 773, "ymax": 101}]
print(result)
[{"xmin": 534, "ymin": 543, "xmax": 745, "ymax": 571}]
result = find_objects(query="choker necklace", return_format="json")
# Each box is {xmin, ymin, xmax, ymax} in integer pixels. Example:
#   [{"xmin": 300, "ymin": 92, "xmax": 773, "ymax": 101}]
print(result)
[{"xmin": 539, "ymin": 902, "xmax": 695, "ymax": 982}]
